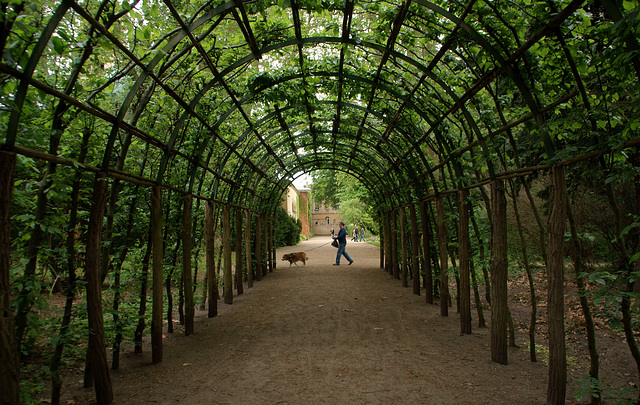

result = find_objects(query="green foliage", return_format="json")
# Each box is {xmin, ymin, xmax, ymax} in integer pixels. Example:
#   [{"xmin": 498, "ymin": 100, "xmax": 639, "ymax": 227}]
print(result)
[{"xmin": 275, "ymin": 206, "xmax": 301, "ymax": 247}]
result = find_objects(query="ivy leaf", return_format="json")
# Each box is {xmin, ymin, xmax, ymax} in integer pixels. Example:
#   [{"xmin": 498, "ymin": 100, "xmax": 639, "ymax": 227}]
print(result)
[{"xmin": 50, "ymin": 36, "xmax": 64, "ymax": 55}]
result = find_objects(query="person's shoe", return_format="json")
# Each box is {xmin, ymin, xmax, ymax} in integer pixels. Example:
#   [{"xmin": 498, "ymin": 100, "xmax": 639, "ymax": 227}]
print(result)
[
  {"xmin": 348, "ymin": 261, "xmax": 354, "ymax": 265},
  {"xmin": 333, "ymin": 263, "xmax": 340, "ymax": 266}
]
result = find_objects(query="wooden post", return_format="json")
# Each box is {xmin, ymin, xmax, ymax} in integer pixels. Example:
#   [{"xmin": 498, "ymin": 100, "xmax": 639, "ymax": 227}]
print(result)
[
  {"xmin": 458, "ymin": 189, "xmax": 472, "ymax": 334},
  {"xmin": 262, "ymin": 216, "xmax": 268, "ymax": 276},
  {"xmin": 409, "ymin": 203, "xmax": 421, "ymax": 295},
  {"xmin": 272, "ymin": 213, "xmax": 277, "ymax": 270},
  {"xmin": 400, "ymin": 207, "xmax": 408, "ymax": 287},
  {"xmin": 235, "ymin": 208, "xmax": 244, "ymax": 295},
  {"xmin": 391, "ymin": 209, "xmax": 399, "ymax": 279},
  {"xmin": 222, "ymin": 205, "xmax": 233, "ymax": 304},
  {"xmin": 490, "ymin": 180, "xmax": 508, "ymax": 364},
  {"xmin": 255, "ymin": 213, "xmax": 262, "ymax": 281},
  {"xmin": 436, "ymin": 195, "xmax": 449, "ymax": 317},
  {"xmin": 182, "ymin": 195, "xmax": 194, "ymax": 336},
  {"xmin": 85, "ymin": 175, "xmax": 113, "ymax": 403},
  {"xmin": 245, "ymin": 210, "xmax": 254, "ymax": 288},
  {"xmin": 384, "ymin": 212, "xmax": 392, "ymax": 273},
  {"xmin": 379, "ymin": 213, "xmax": 385, "ymax": 269},
  {"xmin": 547, "ymin": 166, "xmax": 567, "ymax": 404},
  {"xmin": 267, "ymin": 213, "xmax": 273, "ymax": 272},
  {"xmin": 0, "ymin": 151, "xmax": 20, "ymax": 404},
  {"xmin": 420, "ymin": 201, "xmax": 434, "ymax": 304},
  {"xmin": 151, "ymin": 186, "xmax": 164, "ymax": 361},
  {"xmin": 205, "ymin": 200, "xmax": 217, "ymax": 317}
]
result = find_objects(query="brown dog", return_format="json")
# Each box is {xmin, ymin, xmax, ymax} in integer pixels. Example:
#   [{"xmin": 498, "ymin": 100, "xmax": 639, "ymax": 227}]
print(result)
[{"xmin": 281, "ymin": 252, "xmax": 307, "ymax": 267}]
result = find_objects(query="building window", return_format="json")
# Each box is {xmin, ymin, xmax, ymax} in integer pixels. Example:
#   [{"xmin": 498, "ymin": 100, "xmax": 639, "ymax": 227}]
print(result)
[{"xmin": 325, "ymin": 217, "xmax": 330, "ymax": 224}]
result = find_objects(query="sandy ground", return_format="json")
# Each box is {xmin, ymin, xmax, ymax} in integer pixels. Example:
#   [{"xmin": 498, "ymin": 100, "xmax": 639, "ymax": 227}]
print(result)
[{"xmin": 63, "ymin": 236, "xmax": 569, "ymax": 404}]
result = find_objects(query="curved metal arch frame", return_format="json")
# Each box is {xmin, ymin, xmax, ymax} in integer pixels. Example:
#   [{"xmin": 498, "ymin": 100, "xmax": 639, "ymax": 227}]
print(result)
[{"xmin": 3, "ymin": 0, "xmax": 592, "ymax": 218}]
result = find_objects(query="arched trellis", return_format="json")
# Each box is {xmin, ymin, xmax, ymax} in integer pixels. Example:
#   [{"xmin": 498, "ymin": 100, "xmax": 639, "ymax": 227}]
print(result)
[{"xmin": 1, "ymin": 0, "xmax": 639, "ymax": 404}]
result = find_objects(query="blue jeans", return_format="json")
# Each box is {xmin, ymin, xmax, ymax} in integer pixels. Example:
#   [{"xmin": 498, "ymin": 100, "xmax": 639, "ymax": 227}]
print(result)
[{"xmin": 335, "ymin": 243, "xmax": 353, "ymax": 264}]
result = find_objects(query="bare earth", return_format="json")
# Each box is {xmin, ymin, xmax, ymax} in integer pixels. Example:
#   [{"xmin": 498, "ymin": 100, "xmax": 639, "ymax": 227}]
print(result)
[{"xmin": 65, "ymin": 236, "xmax": 586, "ymax": 404}]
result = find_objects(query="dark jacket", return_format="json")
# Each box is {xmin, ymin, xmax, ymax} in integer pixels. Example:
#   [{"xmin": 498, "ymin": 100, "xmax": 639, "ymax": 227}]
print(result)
[{"xmin": 336, "ymin": 226, "xmax": 347, "ymax": 245}]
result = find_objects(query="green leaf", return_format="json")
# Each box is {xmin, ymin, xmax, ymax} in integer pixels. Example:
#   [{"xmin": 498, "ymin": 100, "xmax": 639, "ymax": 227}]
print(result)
[
  {"xmin": 50, "ymin": 36, "xmax": 64, "ymax": 55},
  {"xmin": 622, "ymin": 0, "xmax": 635, "ymax": 11}
]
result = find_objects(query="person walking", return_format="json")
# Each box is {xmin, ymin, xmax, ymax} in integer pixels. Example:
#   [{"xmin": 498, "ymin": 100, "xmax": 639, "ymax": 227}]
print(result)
[
  {"xmin": 359, "ymin": 227, "xmax": 365, "ymax": 242},
  {"xmin": 333, "ymin": 221, "xmax": 354, "ymax": 266}
]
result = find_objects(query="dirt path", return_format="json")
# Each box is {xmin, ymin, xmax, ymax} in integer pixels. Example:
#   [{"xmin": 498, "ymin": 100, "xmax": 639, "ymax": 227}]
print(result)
[{"xmin": 65, "ymin": 237, "xmax": 554, "ymax": 404}]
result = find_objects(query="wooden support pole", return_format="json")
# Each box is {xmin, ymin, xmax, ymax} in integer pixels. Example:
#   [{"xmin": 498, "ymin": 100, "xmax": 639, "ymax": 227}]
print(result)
[
  {"xmin": 267, "ymin": 213, "xmax": 273, "ymax": 272},
  {"xmin": 85, "ymin": 175, "xmax": 113, "ymax": 403},
  {"xmin": 391, "ymin": 209, "xmax": 399, "ymax": 279},
  {"xmin": 272, "ymin": 213, "xmax": 277, "ymax": 270},
  {"xmin": 458, "ymin": 189, "xmax": 472, "ymax": 334},
  {"xmin": 205, "ymin": 200, "xmax": 217, "ymax": 317},
  {"xmin": 0, "ymin": 151, "xmax": 20, "ymax": 404},
  {"xmin": 384, "ymin": 212, "xmax": 392, "ymax": 273},
  {"xmin": 255, "ymin": 213, "xmax": 262, "ymax": 281},
  {"xmin": 245, "ymin": 210, "xmax": 254, "ymax": 288},
  {"xmin": 400, "ymin": 207, "xmax": 408, "ymax": 287},
  {"xmin": 436, "ymin": 195, "xmax": 449, "ymax": 317},
  {"xmin": 151, "ymin": 186, "xmax": 164, "ymax": 361},
  {"xmin": 222, "ymin": 205, "xmax": 233, "ymax": 304},
  {"xmin": 262, "ymin": 215, "xmax": 268, "ymax": 276},
  {"xmin": 235, "ymin": 208, "xmax": 244, "ymax": 295},
  {"xmin": 182, "ymin": 195, "xmax": 194, "ymax": 336},
  {"xmin": 490, "ymin": 180, "xmax": 508, "ymax": 364},
  {"xmin": 409, "ymin": 203, "xmax": 421, "ymax": 296},
  {"xmin": 547, "ymin": 166, "xmax": 567, "ymax": 404},
  {"xmin": 379, "ymin": 212, "xmax": 385, "ymax": 269},
  {"xmin": 420, "ymin": 201, "xmax": 434, "ymax": 305}
]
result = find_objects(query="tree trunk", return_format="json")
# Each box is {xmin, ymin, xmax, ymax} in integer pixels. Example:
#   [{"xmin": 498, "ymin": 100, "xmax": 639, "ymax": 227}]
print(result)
[
  {"xmin": 470, "ymin": 215, "xmax": 490, "ymax": 305},
  {"xmin": 566, "ymin": 201, "xmax": 600, "ymax": 403},
  {"xmin": 85, "ymin": 175, "xmax": 113, "ymax": 404},
  {"xmin": 391, "ymin": 209, "xmax": 399, "ymax": 279},
  {"xmin": 51, "ymin": 128, "xmax": 89, "ymax": 403},
  {"xmin": 183, "ymin": 195, "xmax": 194, "ymax": 336},
  {"xmin": 547, "ymin": 166, "xmax": 567, "ymax": 405},
  {"xmin": 263, "ymin": 216, "xmax": 269, "ymax": 275},
  {"xmin": 151, "ymin": 186, "xmax": 164, "ymax": 363},
  {"xmin": 509, "ymin": 180, "xmax": 538, "ymax": 361},
  {"xmin": 268, "ymin": 213, "xmax": 274, "ymax": 272},
  {"xmin": 235, "ymin": 208, "xmax": 244, "ymax": 294},
  {"xmin": 490, "ymin": 180, "xmax": 508, "ymax": 365},
  {"xmin": 379, "ymin": 212, "xmax": 385, "ymax": 269},
  {"xmin": 400, "ymin": 207, "xmax": 408, "ymax": 287},
  {"xmin": 255, "ymin": 214, "xmax": 262, "ymax": 281},
  {"xmin": 223, "ymin": 206, "xmax": 233, "ymax": 304},
  {"xmin": 469, "ymin": 257, "xmax": 486, "ymax": 328},
  {"xmin": 459, "ymin": 189, "xmax": 472, "ymax": 334},
  {"xmin": 436, "ymin": 196, "xmax": 449, "ymax": 317},
  {"xmin": 134, "ymin": 232, "xmax": 152, "ymax": 353},
  {"xmin": 409, "ymin": 204, "xmax": 421, "ymax": 295},
  {"xmin": 421, "ymin": 201, "xmax": 434, "ymax": 304},
  {"xmin": 205, "ymin": 201, "xmax": 218, "ymax": 317},
  {"xmin": 385, "ymin": 212, "xmax": 392, "ymax": 274},
  {"xmin": 245, "ymin": 209, "xmax": 253, "ymax": 288},
  {"xmin": 0, "ymin": 151, "xmax": 20, "ymax": 405},
  {"xmin": 165, "ymin": 239, "xmax": 179, "ymax": 334}
]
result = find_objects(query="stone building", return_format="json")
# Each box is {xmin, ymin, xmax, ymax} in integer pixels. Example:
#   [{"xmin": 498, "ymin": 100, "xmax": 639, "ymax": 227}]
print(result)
[{"xmin": 311, "ymin": 200, "xmax": 341, "ymax": 236}]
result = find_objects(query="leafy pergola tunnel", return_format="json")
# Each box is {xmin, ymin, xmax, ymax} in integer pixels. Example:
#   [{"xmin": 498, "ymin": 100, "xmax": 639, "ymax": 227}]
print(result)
[{"xmin": 0, "ymin": 0, "xmax": 639, "ymax": 404}]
